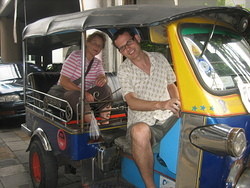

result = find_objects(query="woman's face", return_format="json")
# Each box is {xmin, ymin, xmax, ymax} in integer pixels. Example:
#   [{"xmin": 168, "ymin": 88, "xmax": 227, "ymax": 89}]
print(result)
[{"xmin": 86, "ymin": 36, "xmax": 104, "ymax": 57}]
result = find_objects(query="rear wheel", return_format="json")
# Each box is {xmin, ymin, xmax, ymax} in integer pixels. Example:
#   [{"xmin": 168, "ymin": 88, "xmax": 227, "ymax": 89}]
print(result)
[{"xmin": 29, "ymin": 139, "xmax": 58, "ymax": 188}]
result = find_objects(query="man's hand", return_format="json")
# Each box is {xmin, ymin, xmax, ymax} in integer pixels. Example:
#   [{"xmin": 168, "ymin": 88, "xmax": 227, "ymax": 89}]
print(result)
[
  {"xmin": 159, "ymin": 98, "xmax": 181, "ymax": 117},
  {"xmin": 125, "ymin": 92, "xmax": 181, "ymax": 116}
]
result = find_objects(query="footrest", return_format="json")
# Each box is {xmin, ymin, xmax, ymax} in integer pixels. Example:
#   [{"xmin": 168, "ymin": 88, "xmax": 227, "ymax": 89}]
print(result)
[{"xmin": 114, "ymin": 136, "xmax": 131, "ymax": 154}]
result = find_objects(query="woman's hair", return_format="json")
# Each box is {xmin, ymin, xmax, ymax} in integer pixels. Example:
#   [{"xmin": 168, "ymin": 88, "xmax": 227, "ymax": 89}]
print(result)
[{"xmin": 87, "ymin": 31, "xmax": 106, "ymax": 48}]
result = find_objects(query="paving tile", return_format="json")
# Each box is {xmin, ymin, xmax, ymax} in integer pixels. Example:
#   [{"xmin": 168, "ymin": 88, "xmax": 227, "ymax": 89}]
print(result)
[
  {"xmin": 0, "ymin": 158, "xmax": 19, "ymax": 168},
  {"xmin": 0, "ymin": 127, "xmax": 91, "ymax": 188},
  {"xmin": 18, "ymin": 183, "xmax": 34, "ymax": 188},
  {"xmin": 0, "ymin": 146, "xmax": 15, "ymax": 160},
  {"xmin": 19, "ymin": 184, "xmax": 33, "ymax": 188},
  {"xmin": 0, "ymin": 129, "xmax": 11, "ymax": 133},
  {"xmin": 0, "ymin": 164, "xmax": 26, "ymax": 177},
  {"xmin": 0, "ymin": 172, "xmax": 32, "ymax": 188},
  {"xmin": 60, "ymin": 183, "xmax": 82, "ymax": 188},
  {"xmin": 5, "ymin": 140, "xmax": 28, "ymax": 152},
  {"xmin": 13, "ymin": 150, "xmax": 29, "ymax": 164},
  {"xmin": 0, "ymin": 138, "xmax": 4, "ymax": 145},
  {"xmin": 14, "ymin": 129, "xmax": 30, "ymax": 140},
  {"xmin": 24, "ymin": 140, "xmax": 30, "ymax": 147},
  {"xmin": 23, "ymin": 163, "xmax": 30, "ymax": 172},
  {"xmin": 0, "ymin": 132, "xmax": 22, "ymax": 142}
]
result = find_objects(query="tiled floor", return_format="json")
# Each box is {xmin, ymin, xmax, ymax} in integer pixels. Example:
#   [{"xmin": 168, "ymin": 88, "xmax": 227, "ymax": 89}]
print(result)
[
  {"xmin": 0, "ymin": 126, "xmax": 82, "ymax": 188},
  {"xmin": 0, "ymin": 123, "xmax": 134, "ymax": 188},
  {"xmin": 0, "ymin": 127, "xmax": 33, "ymax": 188}
]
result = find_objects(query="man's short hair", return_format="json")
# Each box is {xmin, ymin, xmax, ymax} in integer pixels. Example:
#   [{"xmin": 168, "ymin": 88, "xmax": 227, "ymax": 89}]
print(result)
[{"xmin": 112, "ymin": 28, "xmax": 135, "ymax": 48}]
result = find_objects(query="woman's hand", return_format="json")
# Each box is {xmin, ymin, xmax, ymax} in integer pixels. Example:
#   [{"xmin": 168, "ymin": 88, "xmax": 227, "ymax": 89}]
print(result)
[
  {"xmin": 85, "ymin": 91, "xmax": 94, "ymax": 102},
  {"xmin": 95, "ymin": 74, "xmax": 107, "ymax": 87}
]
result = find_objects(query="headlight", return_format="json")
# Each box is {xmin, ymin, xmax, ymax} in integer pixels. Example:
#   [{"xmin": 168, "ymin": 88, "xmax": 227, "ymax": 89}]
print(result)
[
  {"xmin": 190, "ymin": 124, "xmax": 246, "ymax": 157},
  {"xmin": 229, "ymin": 130, "xmax": 246, "ymax": 157},
  {"xmin": 0, "ymin": 94, "xmax": 21, "ymax": 102},
  {"xmin": 238, "ymin": 17, "xmax": 248, "ymax": 33}
]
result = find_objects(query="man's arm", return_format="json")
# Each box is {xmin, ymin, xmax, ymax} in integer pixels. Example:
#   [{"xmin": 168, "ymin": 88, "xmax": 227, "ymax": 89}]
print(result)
[
  {"xmin": 167, "ymin": 83, "xmax": 179, "ymax": 100},
  {"xmin": 124, "ymin": 91, "xmax": 180, "ymax": 114}
]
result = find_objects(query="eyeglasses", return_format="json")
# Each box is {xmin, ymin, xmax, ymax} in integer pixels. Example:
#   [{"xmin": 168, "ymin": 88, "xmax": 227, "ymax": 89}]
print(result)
[{"xmin": 117, "ymin": 37, "xmax": 135, "ymax": 52}]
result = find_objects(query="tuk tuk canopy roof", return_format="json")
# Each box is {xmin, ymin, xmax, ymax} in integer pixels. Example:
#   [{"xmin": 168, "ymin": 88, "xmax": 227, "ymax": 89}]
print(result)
[{"xmin": 23, "ymin": 4, "xmax": 250, "ymax": 40}]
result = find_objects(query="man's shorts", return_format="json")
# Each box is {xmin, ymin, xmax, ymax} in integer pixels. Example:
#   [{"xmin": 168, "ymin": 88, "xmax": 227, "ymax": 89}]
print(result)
[{"xmin": 126, "ymin": 115, "xmax": 178, "ymax": 147}]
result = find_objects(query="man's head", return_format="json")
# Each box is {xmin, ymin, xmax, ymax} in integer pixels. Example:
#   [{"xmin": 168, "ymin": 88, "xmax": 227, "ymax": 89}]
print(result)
[
  {"xmin": 112, "ymin": 28, "xmax": 135, "ymax": 48},
  {"xmin": 112, "ymin": 28, "xmax": 142, "ymax": 59}
]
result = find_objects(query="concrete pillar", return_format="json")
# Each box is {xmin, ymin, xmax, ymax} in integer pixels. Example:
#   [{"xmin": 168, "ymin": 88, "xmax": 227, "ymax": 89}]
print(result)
[{"xmin": 0, "ymin": 17, "xmax": 22, "ymax": 63}]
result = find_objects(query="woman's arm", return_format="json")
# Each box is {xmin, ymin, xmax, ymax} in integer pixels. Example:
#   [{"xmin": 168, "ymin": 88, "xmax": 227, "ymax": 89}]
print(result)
[
  {"xmin": 59, "ymin": 75, "xmax": 95, "ymax": 102},
  {"xmin": 59, "ymin": 75, "xmax": 80, "ymax": 91}
]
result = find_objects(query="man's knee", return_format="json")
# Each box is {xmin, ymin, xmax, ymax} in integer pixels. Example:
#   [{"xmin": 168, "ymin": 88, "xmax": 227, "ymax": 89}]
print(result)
[{"xmin": 130, "ymin": 122, "xmax": 151, "ymax": 140}]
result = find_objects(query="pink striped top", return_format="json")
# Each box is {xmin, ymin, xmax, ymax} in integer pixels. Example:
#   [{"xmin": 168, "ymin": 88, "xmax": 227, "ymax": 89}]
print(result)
[{"xmin": 60, "ymin": 50, "xmax": 105, "ymax": 90}]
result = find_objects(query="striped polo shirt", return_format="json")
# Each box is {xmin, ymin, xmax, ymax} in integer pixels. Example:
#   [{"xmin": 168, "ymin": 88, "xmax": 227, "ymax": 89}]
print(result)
[{"xmin": 60, "ymin": 50, "xmax": 105, "ymax": 90}]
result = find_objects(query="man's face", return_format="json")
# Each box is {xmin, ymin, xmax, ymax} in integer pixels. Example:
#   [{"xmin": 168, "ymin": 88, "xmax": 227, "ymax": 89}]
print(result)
[{"xmin": 114, "ymin": 32, "xmax": 141, "ymax": 59}]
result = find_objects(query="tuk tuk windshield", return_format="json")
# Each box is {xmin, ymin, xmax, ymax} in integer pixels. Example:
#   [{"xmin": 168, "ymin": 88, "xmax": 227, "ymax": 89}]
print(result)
[{"xmin": 181, "ymin": 23, "xmax": 250, "ymax": 91}]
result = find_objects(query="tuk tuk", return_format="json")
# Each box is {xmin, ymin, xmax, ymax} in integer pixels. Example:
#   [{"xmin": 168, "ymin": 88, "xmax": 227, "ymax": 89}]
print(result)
[{"xmin": 21, "ymin": 4, "xmax": 250, "ymax": 188}]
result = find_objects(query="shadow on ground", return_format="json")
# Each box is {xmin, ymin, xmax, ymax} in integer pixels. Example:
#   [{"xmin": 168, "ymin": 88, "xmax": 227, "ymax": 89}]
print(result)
[{"xmin": 0, "ymin": 117, "xmax": 25, "ymax": 129}]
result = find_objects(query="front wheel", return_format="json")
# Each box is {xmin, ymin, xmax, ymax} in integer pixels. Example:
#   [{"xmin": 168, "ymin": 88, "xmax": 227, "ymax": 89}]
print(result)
[{"xmin": 29, "ymin": 138, "xmax": 58, "ymax": 188}]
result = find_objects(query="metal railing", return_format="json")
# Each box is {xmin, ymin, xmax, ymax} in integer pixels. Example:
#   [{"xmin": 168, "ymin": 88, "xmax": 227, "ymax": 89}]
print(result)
[{"xmin": 26, "ymin": 88, "xmax": 73, "ymax": 125}]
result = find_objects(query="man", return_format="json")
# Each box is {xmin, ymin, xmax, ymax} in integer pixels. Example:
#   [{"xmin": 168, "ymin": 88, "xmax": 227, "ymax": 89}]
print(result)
[{"xmin": 113, "ymin": 28, "xmax": 181, "ymax": 188}]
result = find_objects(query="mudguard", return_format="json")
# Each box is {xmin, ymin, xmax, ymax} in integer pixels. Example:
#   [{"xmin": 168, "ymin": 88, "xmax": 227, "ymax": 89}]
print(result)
[{"xmin": 27, "ymin": 128, "xmax": 52, "ymax": 152}]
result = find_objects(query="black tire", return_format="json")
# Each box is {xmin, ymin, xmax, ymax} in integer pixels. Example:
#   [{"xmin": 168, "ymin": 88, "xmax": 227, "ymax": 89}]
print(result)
[{"xmin": 29, "ymin": 138, "xmax": 58, "ymax": 188}]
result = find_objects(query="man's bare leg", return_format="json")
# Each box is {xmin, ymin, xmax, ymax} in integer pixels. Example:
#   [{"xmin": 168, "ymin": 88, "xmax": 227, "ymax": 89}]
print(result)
[{"xmin": 130, "ymin": 123, "xmax": 156, "ymax": 188}]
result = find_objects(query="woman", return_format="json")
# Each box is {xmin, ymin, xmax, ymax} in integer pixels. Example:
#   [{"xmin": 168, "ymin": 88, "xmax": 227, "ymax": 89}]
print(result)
[{"xmin": 59, "ymin": 31, "xmax": 112, "ymax": 123}]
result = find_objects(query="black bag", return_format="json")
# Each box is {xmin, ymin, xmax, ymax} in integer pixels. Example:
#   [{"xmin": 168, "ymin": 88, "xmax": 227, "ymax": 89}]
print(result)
[
  {"xmin": 47, "ymin": 84, "xmax": 67, "ymax": 98},
  {"xmin": 87, "ymin": 84, "xmax": 113, "ymax": 111},
  {"xmin": 44, "ymin": 85, "xmax": 67, "ymax": 108}
]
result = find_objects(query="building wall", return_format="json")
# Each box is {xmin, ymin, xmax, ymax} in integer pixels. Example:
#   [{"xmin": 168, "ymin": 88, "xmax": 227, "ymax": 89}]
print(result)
[
  {"xmin": 0, "ymin": 18, "xmax": 22, "ymax": 63},
  {"xmin": 137, "ymin": 0, "xmax": 217, "ymax": 6},
  {"xmin": 225, "ymin": 0, "xmax": 245, "ymax": 7},
  {"xmin": 138, "ymin": 0, "xmax": 249, "ymax": 7},
  {"xmin": 247, "ymin": 1, "xmax": 250, "ymax": 8}
]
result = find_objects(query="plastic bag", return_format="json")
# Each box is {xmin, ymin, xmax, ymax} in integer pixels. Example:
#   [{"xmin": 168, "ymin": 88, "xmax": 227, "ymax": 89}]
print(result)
[{"xmin": 89, "ymin": 111, "xmax": 100, "ymax": 140}]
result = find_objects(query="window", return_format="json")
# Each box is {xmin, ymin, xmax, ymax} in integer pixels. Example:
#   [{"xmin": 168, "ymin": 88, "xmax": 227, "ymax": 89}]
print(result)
[{"xmin": 181, "ymin": 23, "xmax": 250, "ymax": 91}]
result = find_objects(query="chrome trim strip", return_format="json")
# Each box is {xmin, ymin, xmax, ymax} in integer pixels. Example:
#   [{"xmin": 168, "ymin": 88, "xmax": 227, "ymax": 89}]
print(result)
[
  {"xmin": 236, "ymin": 167, "xmax": 250, "ymax": 188},
  {"xmin": 21, "ymin": 123, "xmax": 32, "ymax": 137},
  {"xmin": 176, "ymin": 113, "xmax": 205, "ymax": 188}
]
